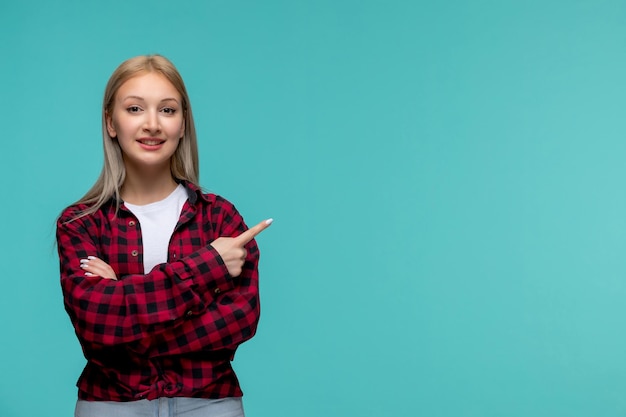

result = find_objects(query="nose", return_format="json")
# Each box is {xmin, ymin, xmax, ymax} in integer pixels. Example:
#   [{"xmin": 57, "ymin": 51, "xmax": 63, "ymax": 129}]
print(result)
[{"xmin": 143, "ymin": 109, "xmax": 161, "ymax": 133}]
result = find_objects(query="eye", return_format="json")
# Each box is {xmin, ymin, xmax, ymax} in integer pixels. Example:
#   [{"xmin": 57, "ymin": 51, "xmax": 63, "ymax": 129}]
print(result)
[
  {"xmin": 126, "ymin": 106, "xmax": 142, "ymax": 113},
  {"xmin": 162, "ymin": 107, "xmax": 177, "ymax": 115}
]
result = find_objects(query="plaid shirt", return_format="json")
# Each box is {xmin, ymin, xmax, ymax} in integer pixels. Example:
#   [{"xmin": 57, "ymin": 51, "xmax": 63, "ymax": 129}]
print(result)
[{"xmin": 56, "ymin": 182, "xmax": 260, "ymax": 401}]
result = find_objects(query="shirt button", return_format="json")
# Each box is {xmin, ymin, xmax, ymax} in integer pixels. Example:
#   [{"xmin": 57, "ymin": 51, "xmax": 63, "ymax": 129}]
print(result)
[
  {"xmin": 214, "ymin": 288, "xmax": 221, "ymax": 294},
  {"xmin": 186, "ymin": 310, "xmax": 193, "ymax": 317},
  {"xmin": 128, "ymin": 220, "xmax": 136, "ymax": 227},
  {"xmin": 131, "ymin": 250, "xmax": 138, "ymax": 257}
]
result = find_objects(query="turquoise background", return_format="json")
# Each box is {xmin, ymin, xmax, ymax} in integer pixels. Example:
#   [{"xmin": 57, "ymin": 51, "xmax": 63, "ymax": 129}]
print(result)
[{"xmin": 1, "ymin": 0, "xmax": 625, "ymax": 416}]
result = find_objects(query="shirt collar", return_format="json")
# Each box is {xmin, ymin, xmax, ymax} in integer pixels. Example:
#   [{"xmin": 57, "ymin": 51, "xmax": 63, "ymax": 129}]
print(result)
[
  {"xmin": 112, "ymin": 179, "xmax": 207, "ymax": 207},
  {"xmin": 177, "ymin": 180, "xmax": 209, "ymax": 205}
]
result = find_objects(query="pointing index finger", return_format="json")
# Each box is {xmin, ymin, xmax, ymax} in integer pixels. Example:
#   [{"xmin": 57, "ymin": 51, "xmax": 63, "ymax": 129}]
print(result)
[{"xmin": 234, "ymin": 218, "xmax": 273, "ymax": 246}]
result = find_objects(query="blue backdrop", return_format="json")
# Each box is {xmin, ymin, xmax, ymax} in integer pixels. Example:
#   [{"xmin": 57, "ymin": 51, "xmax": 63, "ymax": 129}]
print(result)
[{"xmin": 1, "ymin": 1, "xmax": 625, "ymax": 416}]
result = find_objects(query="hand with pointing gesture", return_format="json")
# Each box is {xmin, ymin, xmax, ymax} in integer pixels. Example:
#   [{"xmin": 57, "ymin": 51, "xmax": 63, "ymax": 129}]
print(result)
[{"xmin": 210, "ymin": 218, "xmax": 273, "ymax": 277}]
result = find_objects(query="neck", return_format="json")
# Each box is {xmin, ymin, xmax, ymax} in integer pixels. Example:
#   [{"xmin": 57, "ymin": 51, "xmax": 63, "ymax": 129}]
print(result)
[{"xmin": 121, "ymin": 165, "xmax": 179, "ymax": 205}]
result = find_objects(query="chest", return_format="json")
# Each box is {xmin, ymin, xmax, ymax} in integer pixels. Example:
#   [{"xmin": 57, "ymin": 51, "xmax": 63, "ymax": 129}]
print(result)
[{"xmin": 97, "ymin": 206, "xmax": 218, "ymax": 276}]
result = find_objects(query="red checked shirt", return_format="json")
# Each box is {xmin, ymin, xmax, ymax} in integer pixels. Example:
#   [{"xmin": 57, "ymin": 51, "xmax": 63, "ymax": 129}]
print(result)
[{"xmin": 56, "ymin": 182, "xmax": 260, "ymax": 401}]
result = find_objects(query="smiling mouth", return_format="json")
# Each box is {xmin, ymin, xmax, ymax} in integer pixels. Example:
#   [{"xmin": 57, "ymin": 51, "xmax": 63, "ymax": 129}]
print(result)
[{"xmin": 137, "ymin": 139, "xmax": 165, "ymax": 146}]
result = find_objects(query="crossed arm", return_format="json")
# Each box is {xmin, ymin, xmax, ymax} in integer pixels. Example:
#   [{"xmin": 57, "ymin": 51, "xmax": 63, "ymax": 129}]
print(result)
[
  {"xmin": 57, "ymin": 211, "xmax": 271, "ymax": 353},
  {"xmin": 80, "ymin": 219, "xmax": 272, "ymax": 280}
]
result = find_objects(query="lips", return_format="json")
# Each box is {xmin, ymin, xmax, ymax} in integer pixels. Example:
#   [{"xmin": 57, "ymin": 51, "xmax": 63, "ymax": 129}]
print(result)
[{"xmin": 137, "ymin": 138, "xmax": 165, "ymax": 146}]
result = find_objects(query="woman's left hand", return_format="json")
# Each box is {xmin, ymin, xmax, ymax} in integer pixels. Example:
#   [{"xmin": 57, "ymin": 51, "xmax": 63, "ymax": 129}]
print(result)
[{"xmin": 79, "ymin": 256, "xmax": 118, "ymax": 280}]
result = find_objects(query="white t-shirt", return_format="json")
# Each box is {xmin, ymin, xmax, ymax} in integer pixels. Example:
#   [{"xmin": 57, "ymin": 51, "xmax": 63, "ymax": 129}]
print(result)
[{"xmin": 124, "ymin": 184, "xmax": 188, "ymax": 273}]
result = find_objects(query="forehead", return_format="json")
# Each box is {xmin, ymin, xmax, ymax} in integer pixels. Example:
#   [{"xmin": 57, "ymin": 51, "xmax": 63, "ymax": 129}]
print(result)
[{"xmin": 116, "ymin": 71, "xmax": 181, "ymax": 100}]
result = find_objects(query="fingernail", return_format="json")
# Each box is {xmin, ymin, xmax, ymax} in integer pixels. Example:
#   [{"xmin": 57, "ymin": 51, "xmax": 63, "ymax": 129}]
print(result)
[
  {"xmin": 84, "ymin": 272, "xmax": 94, "ymax": 277},
  {"xmin": 80, "ymin": 259, "xmax": 89, "ymax": 264},
  {"xmin": 87, "ymin": 256, "xmax": 96, "ymax": 260},
  {"xmin": 265, "ymin": 218, "xmax": 274, "ymax": 225}
]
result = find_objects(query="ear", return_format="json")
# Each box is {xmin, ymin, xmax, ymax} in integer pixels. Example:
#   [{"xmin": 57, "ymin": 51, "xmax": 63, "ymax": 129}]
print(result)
[
  {"xmin": 179, "ymin": 119, "xmax": 185, "ymax": 139},
  {"xmin": 105, "ymin": 111, "xmax": 117, "ymax": 138}
]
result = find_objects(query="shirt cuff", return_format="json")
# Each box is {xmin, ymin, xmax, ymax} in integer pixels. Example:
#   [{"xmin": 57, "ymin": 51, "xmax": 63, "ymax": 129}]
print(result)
[{"xmin": 177, "ymin": 246, "xmax": 234, "ymax": 295}]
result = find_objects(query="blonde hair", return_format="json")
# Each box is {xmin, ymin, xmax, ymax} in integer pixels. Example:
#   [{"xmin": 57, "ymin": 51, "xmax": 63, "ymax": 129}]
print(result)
[{"xmin": 73, "ymin": 54, "xmax": 199, "ymax": 216}]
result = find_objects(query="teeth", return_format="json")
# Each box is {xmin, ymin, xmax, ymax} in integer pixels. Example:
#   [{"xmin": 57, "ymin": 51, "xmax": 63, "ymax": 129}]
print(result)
[{"xmin": 141, "ymin": 140, "xmax": 161, "ymax": 145}]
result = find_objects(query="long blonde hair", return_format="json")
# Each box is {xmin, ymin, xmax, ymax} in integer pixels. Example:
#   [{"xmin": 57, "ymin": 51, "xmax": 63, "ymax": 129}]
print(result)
[{"xmin": 73, "ymin": 54, "xmax": 199, "ymax": 216}]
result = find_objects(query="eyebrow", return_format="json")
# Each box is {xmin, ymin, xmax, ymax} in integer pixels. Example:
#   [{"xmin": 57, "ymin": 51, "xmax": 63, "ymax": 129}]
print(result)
[{"xmin": 121, "ymin": 95, "xmax": 180, "ymax": 103}]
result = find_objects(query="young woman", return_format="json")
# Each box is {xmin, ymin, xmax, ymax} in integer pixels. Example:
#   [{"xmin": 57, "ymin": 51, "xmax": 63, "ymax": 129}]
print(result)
[{"xmin": 56, "ymin": 55, "xmax": 271, "ymax": 417}]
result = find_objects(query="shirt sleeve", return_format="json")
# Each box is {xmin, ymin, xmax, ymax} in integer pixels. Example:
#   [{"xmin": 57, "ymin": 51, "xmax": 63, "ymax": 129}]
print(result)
[
  {"xmin": 147, "ymin": 205, "xmax": 261, "ymax": 356},
  {"xmin": 57, "ymin": 211, "xmax": 232, "ymax": 348}
]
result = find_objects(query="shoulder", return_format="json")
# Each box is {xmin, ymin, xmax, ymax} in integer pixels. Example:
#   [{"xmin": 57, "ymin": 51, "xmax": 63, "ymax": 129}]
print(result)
[
  {"xmin": 57, "ymin": 203, "xmax": 91, "ymax": 225},
  {"xmin": 56, "ymin": 204, "xmax": 93, "ymax": 243},
  {"xmin": 56, "ymin": 200, "xmax": 115, "ymax": 229}
]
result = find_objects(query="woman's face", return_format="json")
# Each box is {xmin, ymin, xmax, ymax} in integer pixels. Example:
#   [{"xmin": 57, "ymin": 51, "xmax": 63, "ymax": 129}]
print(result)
[{"xmin": 106, "ymin": 71, "xmax": 185, "ymax": 175}]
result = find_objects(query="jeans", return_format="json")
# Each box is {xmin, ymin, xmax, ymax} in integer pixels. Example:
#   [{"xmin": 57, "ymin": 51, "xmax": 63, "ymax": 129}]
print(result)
[{"xmin": 75, "ymin": 397, "xmax": 244, "ymax": 417}]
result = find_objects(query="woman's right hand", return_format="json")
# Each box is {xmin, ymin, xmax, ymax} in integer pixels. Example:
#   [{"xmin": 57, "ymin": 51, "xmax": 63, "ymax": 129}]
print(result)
[
  {"xmin": 210, "ymin": 219, "xmax": 272, "ymax": 277},
  {"xmin": 80, "ymin": 256, "xmax": 118, "ymax": 280}
]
